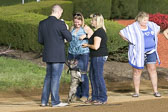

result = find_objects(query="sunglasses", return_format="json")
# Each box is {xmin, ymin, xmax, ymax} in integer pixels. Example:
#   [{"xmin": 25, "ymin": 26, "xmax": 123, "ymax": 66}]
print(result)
[
  {"xmin": 92, "ymin": 13, "xmax": 102, "ymax": 17},
  {"xmin": 73, "ymin": 13, "xmax": 82, "ymax": 17}
]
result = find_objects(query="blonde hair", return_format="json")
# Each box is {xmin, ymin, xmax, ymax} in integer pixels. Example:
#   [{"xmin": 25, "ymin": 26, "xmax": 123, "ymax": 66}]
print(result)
[
  {"xmin": 90, "ymin": 13, "xmax": 106, "ymax": 32},
  {"xmin": 73, "ymin": 12, "xmax": 85, "ymax": 27},
  {"xmin": 135, "ymin": 11, "xmax": 149, "ymax": 22}
]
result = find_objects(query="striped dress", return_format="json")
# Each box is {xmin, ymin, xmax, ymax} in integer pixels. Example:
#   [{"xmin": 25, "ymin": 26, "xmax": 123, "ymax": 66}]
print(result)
[{"xmin": 120, "ymin": 21, "xmax": 160, "ymax": 69}]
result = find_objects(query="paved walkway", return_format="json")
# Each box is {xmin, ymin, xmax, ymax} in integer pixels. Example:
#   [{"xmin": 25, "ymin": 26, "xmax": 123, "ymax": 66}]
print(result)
[{"xmin": 0, "ymin": 84, "xmax": 168, "ymax": 112}]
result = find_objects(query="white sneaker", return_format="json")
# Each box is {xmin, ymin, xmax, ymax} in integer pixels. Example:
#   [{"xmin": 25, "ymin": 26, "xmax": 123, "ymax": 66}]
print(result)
[
  {"xmin": 154, "ymin": 92, "xmax": 161, "ymax": 97},
  {"xmin": 52, "ymin": 102, "xmax": 69, "ymax": 107},
  {"xmin": 41, "ymin": 103, "xmax": 49, "ymax": 107}
]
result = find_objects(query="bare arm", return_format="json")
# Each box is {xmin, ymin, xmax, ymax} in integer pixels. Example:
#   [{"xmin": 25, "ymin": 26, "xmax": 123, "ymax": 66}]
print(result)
[
  {"xmin": 84, "ymin": 25, "xmax": 93, "ymax": 38},
  {"xmin": 119, "ymin": 32, "xmax": 129, "ymax": 42},
  {"xmin": 79, "ymin": 25, "xmax": 93, "ymax": 40},
  {"xmin": 163, "ymin": 28, "xmax": 168, "ymax": 39},
  {"xmin": 82, "ymin": 36, "xmax": 101, "ymax": 50}
]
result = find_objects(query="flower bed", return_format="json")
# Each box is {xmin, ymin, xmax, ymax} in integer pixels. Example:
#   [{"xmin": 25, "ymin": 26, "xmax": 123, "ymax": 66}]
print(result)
[{"xmin": 149, "ymin": 13, "xmax": 168, "ymax": 31}]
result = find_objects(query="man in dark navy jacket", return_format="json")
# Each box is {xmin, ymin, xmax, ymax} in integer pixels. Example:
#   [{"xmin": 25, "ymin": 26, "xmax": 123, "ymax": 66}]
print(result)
[{"xmin": 38, "ymin": 4, "xmax": 72, "ymax": 107}]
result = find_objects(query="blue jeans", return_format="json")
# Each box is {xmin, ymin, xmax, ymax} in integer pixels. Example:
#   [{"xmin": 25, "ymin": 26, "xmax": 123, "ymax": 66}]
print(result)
[
  {"xmin": 89, "ymin": 56, "xmax": 107, "ymax": 102},
  {"xmin": 68, "ymin": 53, "xmax": 89, "ymax": 98},
  {"xmin": 41, "ymin": 62, "xmax": 64, "ymax": 106}
]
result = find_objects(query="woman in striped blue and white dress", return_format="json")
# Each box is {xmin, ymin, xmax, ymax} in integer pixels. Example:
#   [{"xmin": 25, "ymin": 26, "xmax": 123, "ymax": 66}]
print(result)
[{"xmin": 119, "ymin": 12, "xmax": 161, "ymax": 97}]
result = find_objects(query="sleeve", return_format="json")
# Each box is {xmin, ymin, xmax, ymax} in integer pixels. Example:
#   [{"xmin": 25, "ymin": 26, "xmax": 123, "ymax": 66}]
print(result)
[
  {"xmin": 148, "ymin": 21, "xmax": 160, "ymax": 34},
  {"xmin": 60, "ymin": 21, "xmax": 72, "ymax": 42},
  {"xmin": 94, "ymin": 28, "xmax": 105, "ymax": 39},
  {"xmin": 120, "ymin": 23, "xmax": 136, "ymax": 44},
  {"xmin": 154, "ymin": 22, "xmax": 160, "ymax": 33},
  {"xmin": 38, "ymin": 22, "xmax": 44, "ymax": 45},
  {"xmin": 120, "ymin": 26, "xmax": 129, "ymax": 40}
]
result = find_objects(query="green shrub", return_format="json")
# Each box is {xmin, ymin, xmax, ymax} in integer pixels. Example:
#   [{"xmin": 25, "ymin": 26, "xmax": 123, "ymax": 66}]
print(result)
[
  {"xmin": 84, "ymin": 19, "xmax": 127, "ymax": 53},
  {"xmin": 0, "ymin": 1, "xmax": 73, "ymax": 52},
  {"xmin": 32, "ymin": 1, "xmax": 73, "ymax": 20},
  {"xmin": 138, "ymin": 0, "xmax": 168, "ymax": 14},
  {"xmin": 105, "ymin": 20, "xmax": 127, "ymax": 53},
  {"xmin": 111, "ymin": 0, "xmax": 138, "ymax": 19},
  {"xmin": 104, "ymin": 20, "xmax": 128, "ymax": 62},
  {"xmin": 67, "ymin": 19, "xmax": 128, "ymax": 61},
  {"xmin": 0, "ymin": 0, "xmax": 35, "ymax": 6},
  {"xmin": 0, "ymin": 0, "xmax": 128, "ymax": 62},
  {"xmin": 73, "ymin": 0, "xmax": 112, "ymax": 19}
]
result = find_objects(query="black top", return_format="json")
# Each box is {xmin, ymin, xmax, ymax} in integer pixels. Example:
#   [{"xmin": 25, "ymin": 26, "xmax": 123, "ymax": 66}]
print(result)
[
  {"xmin": 89, "ymin": 28, "xmax": 108, "ymax": 57},
  {"xmin": 38, "ymin": 16, "xmax": 72, "ymax": 62}
]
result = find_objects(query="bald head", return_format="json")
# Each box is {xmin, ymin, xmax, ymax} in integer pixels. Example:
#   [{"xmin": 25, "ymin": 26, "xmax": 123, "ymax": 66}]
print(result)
[
  {"xmin": 51, "ymin": 5, "xmax": 63, "ymax": 19},
  {"xmin": 52, "ymin": 5, "xmax": 63, "ymax": 14}
]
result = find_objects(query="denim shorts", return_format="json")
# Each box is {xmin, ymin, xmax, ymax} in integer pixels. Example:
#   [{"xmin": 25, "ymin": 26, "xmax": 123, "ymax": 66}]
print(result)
[{"xmin": 144, "ymin": 51, "xmax": 157, "ymax": 64}]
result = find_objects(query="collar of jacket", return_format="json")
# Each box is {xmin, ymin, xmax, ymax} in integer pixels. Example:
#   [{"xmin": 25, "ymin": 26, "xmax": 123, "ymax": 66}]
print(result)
[{"xmin": 48, "ymin": 16, "xmax": 58, "ymax": 20}]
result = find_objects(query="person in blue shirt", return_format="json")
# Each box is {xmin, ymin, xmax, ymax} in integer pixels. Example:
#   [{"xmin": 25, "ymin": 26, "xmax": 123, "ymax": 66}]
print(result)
[
  {"xmin": 119, "ymin": 12, "xmax": 161, "ymax": 97},
  {"xmin": 68, "ymin": 12, "xmax": 93, "ymax": 102}
]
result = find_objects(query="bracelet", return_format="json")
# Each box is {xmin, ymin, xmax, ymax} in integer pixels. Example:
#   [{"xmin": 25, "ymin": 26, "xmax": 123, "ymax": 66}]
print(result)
[
  {"xmin": 83, "ymin": 34, "xmax": 88, "ymax": 40},
  {"xmin": 86, "ymin": 33, "xmax": 88, "ymax": 38}
]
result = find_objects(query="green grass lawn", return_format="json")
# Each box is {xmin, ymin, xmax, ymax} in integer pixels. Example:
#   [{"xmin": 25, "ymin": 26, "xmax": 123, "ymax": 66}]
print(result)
[{"xmin": 0, "ymin": 57, "xmax": 70, "ymax": 90}]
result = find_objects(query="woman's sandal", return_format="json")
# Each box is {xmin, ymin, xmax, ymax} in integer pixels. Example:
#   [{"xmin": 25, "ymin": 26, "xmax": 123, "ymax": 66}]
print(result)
[
  {"xmin": 84, "ymin": 99, "xmax": 97, "ymax": 104},
  {"xmin": 93, "ymin": 101, "xmax": 107, "ymax": 105}
]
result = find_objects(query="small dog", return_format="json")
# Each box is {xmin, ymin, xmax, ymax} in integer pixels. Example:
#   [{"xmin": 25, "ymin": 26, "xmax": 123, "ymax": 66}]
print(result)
[{"xmin": 66, "ymin": 59, "xmax": 82, "ymax": 103}]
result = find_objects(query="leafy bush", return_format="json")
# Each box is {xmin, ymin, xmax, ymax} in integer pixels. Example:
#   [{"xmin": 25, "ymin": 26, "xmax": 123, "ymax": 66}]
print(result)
[
  {"xmin": 85, "ymin": 19, "xmax": 128, "ymax": 54},
  {"xmin": 0, "ymin": 0, "xmax": 35, "ymax": 6},
  {"xmin": 0, "ymin": 0, "xmax": 128, "ymax": 62},
  {"xmin": 105, "ymin": 20, "xmax": 128, "ymax": 53},
  {"xmin": 111, "ymin": 0, "xmax": 138, "ymax": 19},
  {"xmin": 138, "ymin": 0, "xmax": 168, "ymax": 14},
  {"xmin": 73, "ymin": 0, "xmax": 112, "ymax": 19},
  {"xmin": 68, "ymin": 19, "xmax": 128, "ymax": 62},
  {"xmin": 0, "ymin": 1, "xmax": 73, "ymax": 52},
  {"xmin": 32, "ymin": 1, "xmax": 73, "ymax": 20}
]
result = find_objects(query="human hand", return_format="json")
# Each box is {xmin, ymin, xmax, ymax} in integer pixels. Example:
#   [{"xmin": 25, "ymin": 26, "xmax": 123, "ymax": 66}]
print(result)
[
  {"xmin": 64, "ymin": 39, "xmax": 67, "ymax": 43},
  {"xmin": 163, "ymin": 28, "xmax": 168, "ymax": 39},
  {"xmin": 82, "ymin": 43, "xmax": 88, "ymax": 48},
  {"xmin": 61, "ymin": 19, "xmax": 69, "ymax": 30}
]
